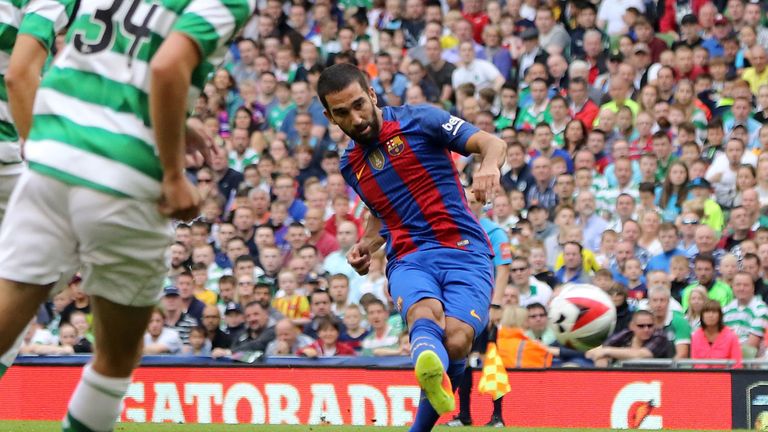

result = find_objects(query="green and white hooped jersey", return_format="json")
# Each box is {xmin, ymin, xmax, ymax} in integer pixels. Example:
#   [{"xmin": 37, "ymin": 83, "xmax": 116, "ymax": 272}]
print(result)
[
  {"xmin": 25, "ymin": 0, "xmax": 256, "ymax": 200},
  {"xmin": 0, "ymin": 0, "xmax": 77, "ymax": 165}
]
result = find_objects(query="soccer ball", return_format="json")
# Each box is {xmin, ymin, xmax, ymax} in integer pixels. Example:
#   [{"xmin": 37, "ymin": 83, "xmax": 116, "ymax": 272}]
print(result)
[{"xmin": 548, "ymin": 283, "xmax": 617, "ymax": 352}]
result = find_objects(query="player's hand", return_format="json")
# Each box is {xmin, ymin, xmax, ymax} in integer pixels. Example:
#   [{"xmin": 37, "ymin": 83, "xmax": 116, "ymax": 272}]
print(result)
[
  {"xmin": 472, "ymin": 163, "xmax": 500, "ymax": 204},
  {"xmin": 347, "ymin": 242, "xmax": 372, "ymax": 276},
  {"xmin": 185, "ymin": 118, "xmax": 214, "ymax": 168},
  {"xmin": 158, "ymin": 174, "xmax": 200, "ymax": 221}
]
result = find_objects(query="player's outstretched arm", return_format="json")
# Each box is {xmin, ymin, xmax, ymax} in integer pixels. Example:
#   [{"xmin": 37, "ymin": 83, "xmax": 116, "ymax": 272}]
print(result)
[
  {"xmin": 150, "ymin": 33, "xmax": 202, "ymax": 221},
  {"xmin": 5, "ymin": 34, "xmax": 48, "ymax": 142},
  {"xmin": 465, "ymin": 131, "xmax": 506, "ymax": 203}
]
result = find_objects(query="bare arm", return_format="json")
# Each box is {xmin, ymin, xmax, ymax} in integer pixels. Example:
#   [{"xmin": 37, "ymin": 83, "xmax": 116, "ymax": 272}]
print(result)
[
  {"xmin": 150, "ymin": 33, "xmax": 202, "ymax": 220},
  {"xmin": 465, "ymin": 130, "xmax": 506, "ymax": 203},
  {"xmin": 5, "ymin": 34, "xmax": 48, "ymax": 141},
  {"xmin": 674, "ymin": 343, "xmax": 690, "ymax": 359},
  {"xmin": 601, "ymin": 346, "xmax": 654, "ymax": 360}
]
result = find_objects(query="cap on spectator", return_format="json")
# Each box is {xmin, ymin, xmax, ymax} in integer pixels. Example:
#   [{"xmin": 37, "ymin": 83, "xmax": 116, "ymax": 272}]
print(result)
[
  {"xmin": 688, "ymin": 177, "xmax": 712, "ymax": 190},
  {"xmin": 521, "ymin": 28, "xmax": 539, "ymax": 41},
  {"xmin": 306, "ymin": 273, "xmax": 321, "ymax": 284},
  {"xmin": 163, "ymin": 286, "xmax": 180, "ymax": 297},
  {"xmin": 714, "ymin": 14, "xmax": 729, "ymax": 26},
  {"xmin": 528, "ymin": 204, "xmax": 546, "ymax": 213},
  {"xmin": 609, "ymin": 52, "xmax": 624, "ymax": 62},
  {"xmin": 224, "ymin": 302, "xmax": 242, "ymax": 315},
  {"xmin": 681, "ymin": 14, "xmax": 698, "ymax": 26},
  {"xmin": 69, "ymin": 273, "xmax": 82, "ymax": 285},
  {"xmin": 633, "ymin": 43, "xmax": 650, "ymax": 54}
]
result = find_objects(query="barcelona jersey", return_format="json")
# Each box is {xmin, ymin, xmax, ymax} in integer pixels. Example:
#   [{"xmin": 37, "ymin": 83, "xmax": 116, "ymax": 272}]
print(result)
[{"xmin": 340, "ymin": 104, "xmax": 493, "ymax": 261}]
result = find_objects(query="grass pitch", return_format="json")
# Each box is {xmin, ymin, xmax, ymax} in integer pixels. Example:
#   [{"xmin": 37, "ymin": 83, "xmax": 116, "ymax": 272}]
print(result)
[{"xmin": 0, "ymin": 422, "xmax": 750, "ymax": 431}]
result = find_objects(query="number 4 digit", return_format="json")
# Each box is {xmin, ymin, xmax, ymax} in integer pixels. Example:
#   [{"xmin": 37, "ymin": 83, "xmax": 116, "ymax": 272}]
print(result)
[{"xmin": 73, "ymin": 0, "xmax": 157, "ymax": 59}]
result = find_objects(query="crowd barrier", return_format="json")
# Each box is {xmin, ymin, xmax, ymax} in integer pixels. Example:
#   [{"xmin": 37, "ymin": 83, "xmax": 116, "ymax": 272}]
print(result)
[{"xmin": 1, "ymin": 357, "xmax": 764, "ymax": 429}]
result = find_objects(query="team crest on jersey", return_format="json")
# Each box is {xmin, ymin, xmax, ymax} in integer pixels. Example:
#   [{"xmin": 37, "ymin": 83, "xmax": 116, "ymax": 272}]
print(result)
[
  {"xmin": 368, "ymin": 148, "xmax": 385, "ymax": 170},
  {"xmin": 396, "ymin": 296, "xmax": 404, "ymax": 312},
  {"xmin": 387, "ymin": 135, "xmax": 405, "ymax": 156}
]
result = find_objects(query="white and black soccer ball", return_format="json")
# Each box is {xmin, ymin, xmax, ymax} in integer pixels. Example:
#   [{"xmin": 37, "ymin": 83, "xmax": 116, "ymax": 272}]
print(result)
[{"xmin": 548, "ymin": 283, "xmax": 617, "ymax": 352}]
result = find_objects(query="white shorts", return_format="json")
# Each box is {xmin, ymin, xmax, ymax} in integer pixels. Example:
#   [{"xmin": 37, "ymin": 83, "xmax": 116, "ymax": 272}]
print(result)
[
  {"xmin": 0, "ymin": 166, "xmax": 22, "ymax": 224},
  {"xmin": 0, "ymin": 171, "xmax": 173, "ymax": 307}
]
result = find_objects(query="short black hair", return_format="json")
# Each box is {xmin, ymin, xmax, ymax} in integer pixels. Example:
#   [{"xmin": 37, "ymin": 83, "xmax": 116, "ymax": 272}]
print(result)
[
  {"xmin": 317, "ymin": 63, "xmax": 371, "ymax": 112},
  {"xmin": 694, "ymin": 253, "xmax": 715, "ymax": 268}
]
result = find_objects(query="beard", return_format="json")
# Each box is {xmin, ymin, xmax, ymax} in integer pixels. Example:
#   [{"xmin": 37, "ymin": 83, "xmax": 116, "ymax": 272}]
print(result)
[{"xmin": 340, "ymin": 104, "xmax": 381, "ymax": 146}]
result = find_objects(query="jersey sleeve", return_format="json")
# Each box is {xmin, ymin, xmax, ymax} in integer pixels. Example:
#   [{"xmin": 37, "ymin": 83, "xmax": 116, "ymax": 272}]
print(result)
[
  {"xmin": 172, "ymin": 0, "xmax": 256, "ymax": 61},
  {"xmin": 422, "ymin": 105, "xmax": 480, "ymax": 156},
  {"xmin": 19, "ymin": 0, "xmax": 76, "ymax": 50},
  {"xmin": 489, "ymin": 229, "xmax": 511, "ymax": 266}
]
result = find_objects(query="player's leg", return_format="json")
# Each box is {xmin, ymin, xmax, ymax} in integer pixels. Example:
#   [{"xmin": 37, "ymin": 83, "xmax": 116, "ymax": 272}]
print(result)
[
  {"xmin": 0, "ymin": 170, "xmax": 77, "ymax": 378},
  {"xmin": 63, "ymin": 297, "xmax": 153, "ymax": 432},
  {"xmin": 62, "ymin": 186, "xmax": 172, "ymax": 432},
  {"xmin": 0, "ymin": 169, "xmax": 25, "ymax": 379},
  {"xmin": 0, "ymin": 281, "xmax": 53, "ymax": 364}
]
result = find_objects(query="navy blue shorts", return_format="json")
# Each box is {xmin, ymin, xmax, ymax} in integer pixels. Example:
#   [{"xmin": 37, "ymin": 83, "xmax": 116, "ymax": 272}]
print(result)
[{"xmin": 386, "ymin": 248, "xmax": 494, "ymax": 339}]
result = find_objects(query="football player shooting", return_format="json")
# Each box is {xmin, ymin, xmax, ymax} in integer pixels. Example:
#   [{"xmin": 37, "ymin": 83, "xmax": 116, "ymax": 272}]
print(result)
[{"xmin": 318, "ymin": 63, "xmax": 506, "ymax": 432}]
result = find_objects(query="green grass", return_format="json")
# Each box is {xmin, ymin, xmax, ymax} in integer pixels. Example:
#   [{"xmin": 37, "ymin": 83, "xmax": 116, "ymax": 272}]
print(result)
[{"xmin": 0, "ymin": 422, "xmax": 751, "ymax": 432}]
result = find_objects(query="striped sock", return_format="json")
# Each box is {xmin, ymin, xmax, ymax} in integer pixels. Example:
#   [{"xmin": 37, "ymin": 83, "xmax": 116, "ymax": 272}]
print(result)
[{"xmin": 63, "ymin": 364, "xmax": 130, "ymax": 432}]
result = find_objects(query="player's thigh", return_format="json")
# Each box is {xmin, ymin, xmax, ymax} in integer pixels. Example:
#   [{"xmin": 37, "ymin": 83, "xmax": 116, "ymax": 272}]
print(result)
[
  {"xmin": 0, "ymin": 171, "xmax": 79, "ymax": 285},
  {"xmin": 388, "ymin": 253, "xmax": 445, "ymax": 326},
  {"xmin": 70, "ymin": 188, "xmax": 173, "ymax": 307},
  {"xmin": 440, "ymin": 249, "xmax": 494, "ymax": 341}
]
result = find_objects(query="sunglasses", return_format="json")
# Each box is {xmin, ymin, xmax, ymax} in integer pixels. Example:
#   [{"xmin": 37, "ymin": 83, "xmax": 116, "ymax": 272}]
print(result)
[
  {"xmin": 511, "ymin": 266, "xmax": 529, "ymax": 273},
  {"xmin": 682, "ymin": 219, "xmax": 699, "ymax": 225},
  {"xmin": 635, "ymin": 323, "xmax": 654, "ymax": 329},
  {"xmin": 198, "ymin": 178, "xmax": 213, "ymax": 183}
]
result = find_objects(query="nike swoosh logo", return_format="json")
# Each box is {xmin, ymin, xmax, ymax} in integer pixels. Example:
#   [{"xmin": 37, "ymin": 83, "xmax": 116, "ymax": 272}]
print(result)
[
  {"xmin": 470, "ymin": 309, "xmax": 481, "ymax": 321},
  {"xmin": 356, "ymin": 166, "xmax": 364, "ymax": 180}
]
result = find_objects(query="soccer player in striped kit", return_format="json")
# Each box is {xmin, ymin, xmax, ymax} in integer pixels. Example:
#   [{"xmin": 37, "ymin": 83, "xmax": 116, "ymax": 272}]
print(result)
[
  {"xmin": 0, "ymin": 0, "xmax": 79, "ymax": 380},
  {"xmin": 318, "ymin": 63, "xmax": 507, "ymax": 431},
  {"xmin": 0, "ymin": 1, "xmax": 256, "ymax": 431}
]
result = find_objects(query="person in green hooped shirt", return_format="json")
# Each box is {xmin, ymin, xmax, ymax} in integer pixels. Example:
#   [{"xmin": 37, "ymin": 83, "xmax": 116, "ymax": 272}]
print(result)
[
  {"xmin": 648, "ymin": 284, "xmax": 691, "ymax": 359},
  {"xmin": 682, "ymin": 254, "xmax": 734, "ymax": 311},
  {"xmin": 267, "ymin": 81, "xmax": 296, "ymax": 131},
  {"xmin": 722, "ymin": 272, "xmax": 767, "ymax": 359},
  {"xmin": 514, "ymin": 78, "xmax": 551, "ymax": 131}
]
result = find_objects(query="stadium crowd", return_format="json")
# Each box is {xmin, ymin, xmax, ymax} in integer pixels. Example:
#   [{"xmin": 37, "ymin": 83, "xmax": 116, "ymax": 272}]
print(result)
[{"xmin": 17, "ymin": 0, "xmax": 768, "ymax": 374}]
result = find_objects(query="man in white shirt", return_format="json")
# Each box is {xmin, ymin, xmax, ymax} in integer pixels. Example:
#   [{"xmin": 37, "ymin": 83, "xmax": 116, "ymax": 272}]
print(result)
[{"xmin": 452, "ymin": 41, "xmax": 505, "ymax": 93}]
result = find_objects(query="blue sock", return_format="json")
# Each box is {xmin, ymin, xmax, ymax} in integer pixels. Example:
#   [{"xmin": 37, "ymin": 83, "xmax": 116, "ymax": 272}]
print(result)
[
  {"xmin": 446, "ymin": 359, "xmax": 466, "ymax": 391},
  {"xmin": 409, "ymin": 318, "xmax": 449, "ymax": 370},
  {"xmin": 409, "ymin": 319, "xmax": 450, "ymax": 432},
  {"xmin": 410, "ymin": 393, "xmax": 440, "ymax": 432}
]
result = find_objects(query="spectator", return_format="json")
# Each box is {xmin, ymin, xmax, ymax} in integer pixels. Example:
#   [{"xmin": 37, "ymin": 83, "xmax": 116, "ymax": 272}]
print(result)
[
  {"xmin": 360, "ymin": 298, "xmax": 400, "ymax": 356},
  {"xmin": 223, "ymin": 302, "xmax": 247, "ymax": 339},
  {"xmin": 682, "ymin": 254, "xmax": 734, "ymax": 310},
  {"xmin": 648, "ymin": 285, "xmax": 692, "ymax": 359},
  {"xmin": 201, "ymin": 305, "xmax": 233, "ymax": 350},
  {"xmin": 303, "ymin": 290, "xmax": 344, "ymax": 339},
  {"xmin": 646, "ymin": 223, "xmax": 687, "ymax": 272},
  {"xmin": 510, "ymin": 256, "xmax": 552, "ymax": 307},
  {"xmin": 143, "ymin": 308, "xmax": 183, "ymax": 355},
  {"xmin": 691, "ymin": 300, "xmax": 743, "ymax": 368},
  {"xmin": 266, "ymin": 318, "xmax": 315, "ymax": 356},
  {"xmin": 340, "ymin": 304, "xmax": 369, "ymax": 350},
  {"xmin": 723, "ymin": 272, "xmax": 767, "ymax": 359},
  {"xmin": 298, "ymin": 317, "xmax": 357, "ymax": 357},
  {"xmin": 181, "ymin": 327, "xmax": 213, "ymax": 356},
  {"xmin": 323, "ymin": 220, "xmax": 363, "ymax": 286},
  {"xmin": 161, "ymin": 286, "xmax": 198, "ymax": 345},
  {"xmin": 215, "ymin": 301, "xmax": 276, "ymax": 358},
  {"xmin": 586, "ymin": 310, "xmax": 671, "ymax": 366},
  {"xmin": 555, "ymin": 242, "xmax": 593, "ymax": 285}
]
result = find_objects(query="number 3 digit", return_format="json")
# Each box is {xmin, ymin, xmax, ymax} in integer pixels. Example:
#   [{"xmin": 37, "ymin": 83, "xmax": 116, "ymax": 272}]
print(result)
[{"xmin": 73, "ymin": 0, "xmax": 157, "ymax": 57}]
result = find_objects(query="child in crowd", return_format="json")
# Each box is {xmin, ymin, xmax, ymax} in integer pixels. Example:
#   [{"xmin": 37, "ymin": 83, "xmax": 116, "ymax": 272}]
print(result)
[
  {"xmin": 182, "ymin": 327, "xmax": 212, "ymax": 356},
  {"xmin": 670, "ymin": 255, "xmax": 692, "ymax": 303},
  {"xmin": 623, "ymin": 258, "xmax": 647, "ymax": 308},
  {"xmin": 272, "ymin": 270, "xmax": 311, "ymax": 326},
  {"xmin": 595, "ymin": 230, "xmax": 618, "ymax": 269}
]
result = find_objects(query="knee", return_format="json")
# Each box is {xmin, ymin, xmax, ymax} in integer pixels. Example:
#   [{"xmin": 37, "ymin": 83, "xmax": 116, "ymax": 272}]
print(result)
[
  {"xmin": 407, "ymin": 299, "xmax": 444, "ymax": 324},
  {"xmin": 444, "ymin": 331, "xmax": 473, "ymax": 360}
]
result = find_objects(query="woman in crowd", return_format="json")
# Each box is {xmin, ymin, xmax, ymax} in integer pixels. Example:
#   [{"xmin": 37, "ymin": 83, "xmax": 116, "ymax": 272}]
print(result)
[{"xmin": 690, "ymin": 300, "xmax": 742, "ymax": 369}]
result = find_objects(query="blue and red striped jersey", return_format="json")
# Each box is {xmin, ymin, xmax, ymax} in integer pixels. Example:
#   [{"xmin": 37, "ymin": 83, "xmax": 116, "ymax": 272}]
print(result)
[{"xmin": 340, "ymin": 104, "xmax": 493, "ymax": 261}]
